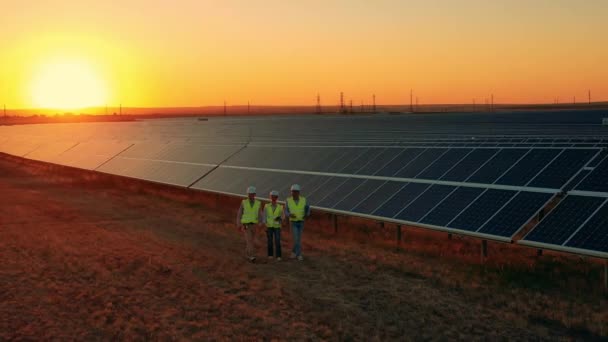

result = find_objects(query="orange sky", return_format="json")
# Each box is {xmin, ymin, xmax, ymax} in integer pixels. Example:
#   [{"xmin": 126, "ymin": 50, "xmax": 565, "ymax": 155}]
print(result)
[{"xmin": 1, "ymin": 0, "xmax": 607, "ymax": 109}]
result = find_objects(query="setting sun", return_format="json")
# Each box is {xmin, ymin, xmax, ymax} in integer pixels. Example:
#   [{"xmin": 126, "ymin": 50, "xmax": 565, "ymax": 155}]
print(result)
[{"xmin": 29, "ymin": 58, "xmax": 108, "ymax": 110}]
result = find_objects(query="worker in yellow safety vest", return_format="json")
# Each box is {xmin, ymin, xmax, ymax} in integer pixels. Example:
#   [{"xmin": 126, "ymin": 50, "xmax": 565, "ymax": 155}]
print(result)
[
  {"xmin": 285, "ymin": 184, "xmax": 311, "ymax": 261},
  {"xmin": 263, "ymin": 190, "xmax": 285, "ymax": 261},
  {"xmin": 236, "ymin": 186, "xmax": 263, "ymax": 263}
]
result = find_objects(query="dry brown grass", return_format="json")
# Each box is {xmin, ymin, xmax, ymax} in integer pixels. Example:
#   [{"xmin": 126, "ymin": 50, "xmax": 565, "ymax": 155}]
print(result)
[{"xmin": 0, "ymin": 154, "xmax": 606, "ymax": 340}]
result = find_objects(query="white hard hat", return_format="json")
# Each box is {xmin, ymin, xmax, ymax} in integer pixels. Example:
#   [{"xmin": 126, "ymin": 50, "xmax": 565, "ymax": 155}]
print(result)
[
  {"xmin": 246, "ymin": 186, "xmax": 256, "ymax": 194},
  {"xmin": 270, "ymin": 190, "xmax": 279, "ymax": 197},
  {"xmin": 290, "ymin": 184, "xmax": 301, "ymax": 192}
]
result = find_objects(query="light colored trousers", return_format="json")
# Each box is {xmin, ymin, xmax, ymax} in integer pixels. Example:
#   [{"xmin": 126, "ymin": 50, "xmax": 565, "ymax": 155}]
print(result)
[{"xmin": 243, "ymin": 224, "xmax": 256, "ymax": 258}]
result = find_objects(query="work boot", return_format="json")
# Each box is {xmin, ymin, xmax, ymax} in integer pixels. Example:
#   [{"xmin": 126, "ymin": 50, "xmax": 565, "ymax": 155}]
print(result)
[
  {"xmin": 297, "ymin": 256, "xmax": 304, "ymax": 261},
  {"xmin": 249, "ymin": 256, "xmax": 256, "ymax": 263},
  {"xmin": 290, "ymin": 252, "xmax": 296, "ymax": 259}
]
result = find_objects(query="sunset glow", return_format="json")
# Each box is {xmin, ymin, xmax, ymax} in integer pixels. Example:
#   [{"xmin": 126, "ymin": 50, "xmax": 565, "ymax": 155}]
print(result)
[
  {"xmin": 1, "ymin": 0, "xmax": 607, "ymax": 109},
  {"xmin": 30, "ymin": 58, "xmax": 108, "ymax": 110}
]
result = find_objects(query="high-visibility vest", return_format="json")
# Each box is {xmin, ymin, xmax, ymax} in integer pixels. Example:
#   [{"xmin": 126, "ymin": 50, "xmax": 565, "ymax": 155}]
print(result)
[
  {"xmin": 287, "ymin": 196, "xmax": 307, "ymax": 222},
  {"xmin": 241, "ymin": 199, "xmax": 261, "ymax": 224},
  {"xmin": 265, "ymin": 204, "xmax": 283, "ymax": 229}
]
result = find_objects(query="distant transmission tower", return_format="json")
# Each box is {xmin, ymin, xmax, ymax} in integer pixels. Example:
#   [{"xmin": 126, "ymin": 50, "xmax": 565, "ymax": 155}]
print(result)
[
  {"xmin": 491, "ymin": 94, "xmax": 494, "ymax": 113},
  {"xmin": 223, "ymin": 101, "xmax": 227, "ymax": 116},
  {"xmin": 588, "ymin": 90, "xmax": 591, "ymax": 105},
  {"xmin": 416, "ymin": 97, "xmax": 419, "ymax": 112},
  {"xmin": 247, "ymin": 101, "xmax": 250, "ymax": 115},
  {"xmin": 316, "ymin": 94, "xmax": 322, "ymax": 114},
  {"xmin": 340, "ymin": 92, "xmax": 345, "ymax": 113},
  {"xmin": 349, "ymin": 100, "xmax": 353, "ymax": 113},
  {"xmin": 410, "ymin": 89, "xmax": 413, "ymax": 112},
  {"xmin": 3, "ymin": 104, "xmax": 6, "ymax": 118},
  {"xmin": 372, "ymin": 94, "xmax": 376, "ymax": 113}
]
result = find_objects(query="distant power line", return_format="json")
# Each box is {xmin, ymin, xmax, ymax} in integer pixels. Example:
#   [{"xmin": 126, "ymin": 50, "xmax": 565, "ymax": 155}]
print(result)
[
  {"xmin": 372, "ymin": 94, "xmax": 376, "ymax": 113},
  {"xmin": 410, "ymin": 89, "xmax": 413, "ymax": 112},
  {"xmin": 316, "ymin": 94, "xmax": 321, "ymax": 114}
]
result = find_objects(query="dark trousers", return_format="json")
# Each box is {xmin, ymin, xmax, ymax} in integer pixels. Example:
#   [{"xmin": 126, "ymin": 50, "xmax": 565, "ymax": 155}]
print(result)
[{"xmin": 267, "ymin": 229, "xmax": 282, "ymax": 257}]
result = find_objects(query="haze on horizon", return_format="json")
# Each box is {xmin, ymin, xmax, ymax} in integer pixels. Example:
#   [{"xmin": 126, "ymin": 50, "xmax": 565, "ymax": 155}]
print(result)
[{"xmin": 1, "ymin": 0, "xmax": 607, "ymax": 110}]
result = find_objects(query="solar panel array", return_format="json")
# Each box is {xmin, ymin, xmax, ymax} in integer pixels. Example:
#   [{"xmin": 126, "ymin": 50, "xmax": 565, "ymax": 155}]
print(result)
[
  {"xmin": 521, "ymin": 152, "xmax": 608, "ymax": 257},
  {"xmin": 1, "ymin": 111, "xmax": 607, "ymax": 258}
]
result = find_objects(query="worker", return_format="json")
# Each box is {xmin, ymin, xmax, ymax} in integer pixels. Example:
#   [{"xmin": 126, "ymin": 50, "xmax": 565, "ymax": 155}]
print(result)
[
  {"xmin": 285, "ymin": 184, "xmax": 310, "ymax": 261},
  {"xmin": 236, "ymin": 186, "xmax": 263, "ymax": 263},
  {"xmin": 263, "ymin": 190, "xmax": 284, "ymax": 261}
]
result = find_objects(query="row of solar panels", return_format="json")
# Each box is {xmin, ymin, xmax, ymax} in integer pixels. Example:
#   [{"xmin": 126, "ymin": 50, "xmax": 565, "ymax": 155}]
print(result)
[
  {"xmin": 5, "ymin": 134, "xmax": 608, "ymax": 149},
  {"xmin": 250, "ymin": 141, "xmax": 608, "ymax": 148},
  {"xmin": 1, "ymin": 136, "xmax": 607, "ymax": 258},
  {"xmin": 2, "ymin": 136, "xmax": 607, "ymax": 194},
  {"xmin": 3, "ymin": 124, "xmax": 608, "ymax": 145},
  {"xmin": 195, "ymin": 167, "xmax": 554, "ymax": 241},
  {"xmin": 224, "ymin": 146, "xmax": 604, "ymax": 191},
  {"xmin": 521, "ymin": 195, "xmax": 608, "ymax": 258},
  {"xmin": 3, "ymin": 120, "xmax": 608, "ymax": 145}
]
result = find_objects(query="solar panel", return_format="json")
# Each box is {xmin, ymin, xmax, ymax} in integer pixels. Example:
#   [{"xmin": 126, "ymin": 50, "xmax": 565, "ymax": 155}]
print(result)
[
  {"xmin": 563, "ymin": 169, "xmax": 591, "ymax": 192},
  {"xmin": 587, "ymin": 150, "xmax": 607, "ymax": 167},
  {"xmin": 191, "ymin": 167, "xmax": 252, "ymax": 194},
  {"xmin": 141, "ymin": 162, "xmax": 213, "ymax": 187},
  {"xmin": 155, "ymin": 143, "xmax": 241, "ymax": 165},
  {"xmin": 574, "ymin": 156, "xmax": 608, "ymax": 193},
  {"xmin": 466, "ymin": 149, "xmax": 527, "ymax": 184},
  {"xmin": 355, "ymin": 148, "xmax": 402, "ymax": 175},
  {"xmin": 119, "ymin": 141, "xmax": 171, "ymax": 159},
  {"xmin": 565, "ymin": 201, "xmax": 608, "ymax": 253},
  {"xmin": 477, "ymin": 191, "xmax": 553, "ymax": 238},
  {"xmin": 1, "ymin": 139, "xmax": 42, "ymax": 158},
  {"xmin": 416, "ymin": 148, "xmax": 472, "ymax": 179},
  {"xmin": 274, "ymin": 173, "xmax": 324, "ymax": 199},
  {"xmin": 339, "ymin": 148, "xmax": 381, "ymax": 174},
  {"xmin": 527, "ymin": 149, "xmax": 598, "ymax": 189},
  {"xmin": 523, "ymin": 195, "xmax": 605, "ymax": 245},
  {"xmin": 24, "ymin": 141, "xmax": 78, "ymax": 163},
  {"xmin": 333, "ymin": 179, "xmax": 387, "ymax": 211},
  {"xmin": 420, "ymin": 186, "xmax": 485, "ymax": 226},
  {"xmin": 351, "ymin": 181, "xmax": 407, "ymax": 214},
  {"xmin": 495, "ymin": 149, "xmax": 561, "ymax": 186},
  {"xmin": 322, "ymin": 148, "xmax": 367, "ymax": 173},
  {"xmin": 441, "ymin": 148, "xmax": 499, "ymax": 182},
  {"xmin": 394, "ymin": 148, "xmax": 448, "ymax": 178},
  {"xmin": 305, "ymin": 177, "xmax": 349, "ymax": 204},
  {"xmin": 375, "ymin": 148, "xmax": 424, "ymax": 177},
  {"xmin": 53, "ymin": 141, "xmax": 133, "ymax": 170},
  {"xmin": 448, "ymin": 189, "xmax": 515, "ymax": 232},
  {"xmin": 297, "ymin": 148, "xmax": 344, "ymax": 172},
  {"xmin": 395, "ymin": 185, "xmax": 456, "ymax": 222},
  {"xmin": 373, "ymin": 182, "xmax": 430, "ymax": 218},
  {"xmin": 317, "ymin": 178, "xmax": 366, "ymax": 208}
]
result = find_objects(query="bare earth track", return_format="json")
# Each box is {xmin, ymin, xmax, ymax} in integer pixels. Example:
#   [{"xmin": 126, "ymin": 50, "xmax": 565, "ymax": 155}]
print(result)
[{"xmin": 0, "ymin": 155, "xmax": 606, "ymax": 340}]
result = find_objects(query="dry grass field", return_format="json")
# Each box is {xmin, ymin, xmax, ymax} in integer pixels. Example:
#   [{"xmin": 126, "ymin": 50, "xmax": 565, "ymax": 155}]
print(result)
[{"xmin": 0, "ymin": 154, "xmax": 606, "ymax": 340}]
